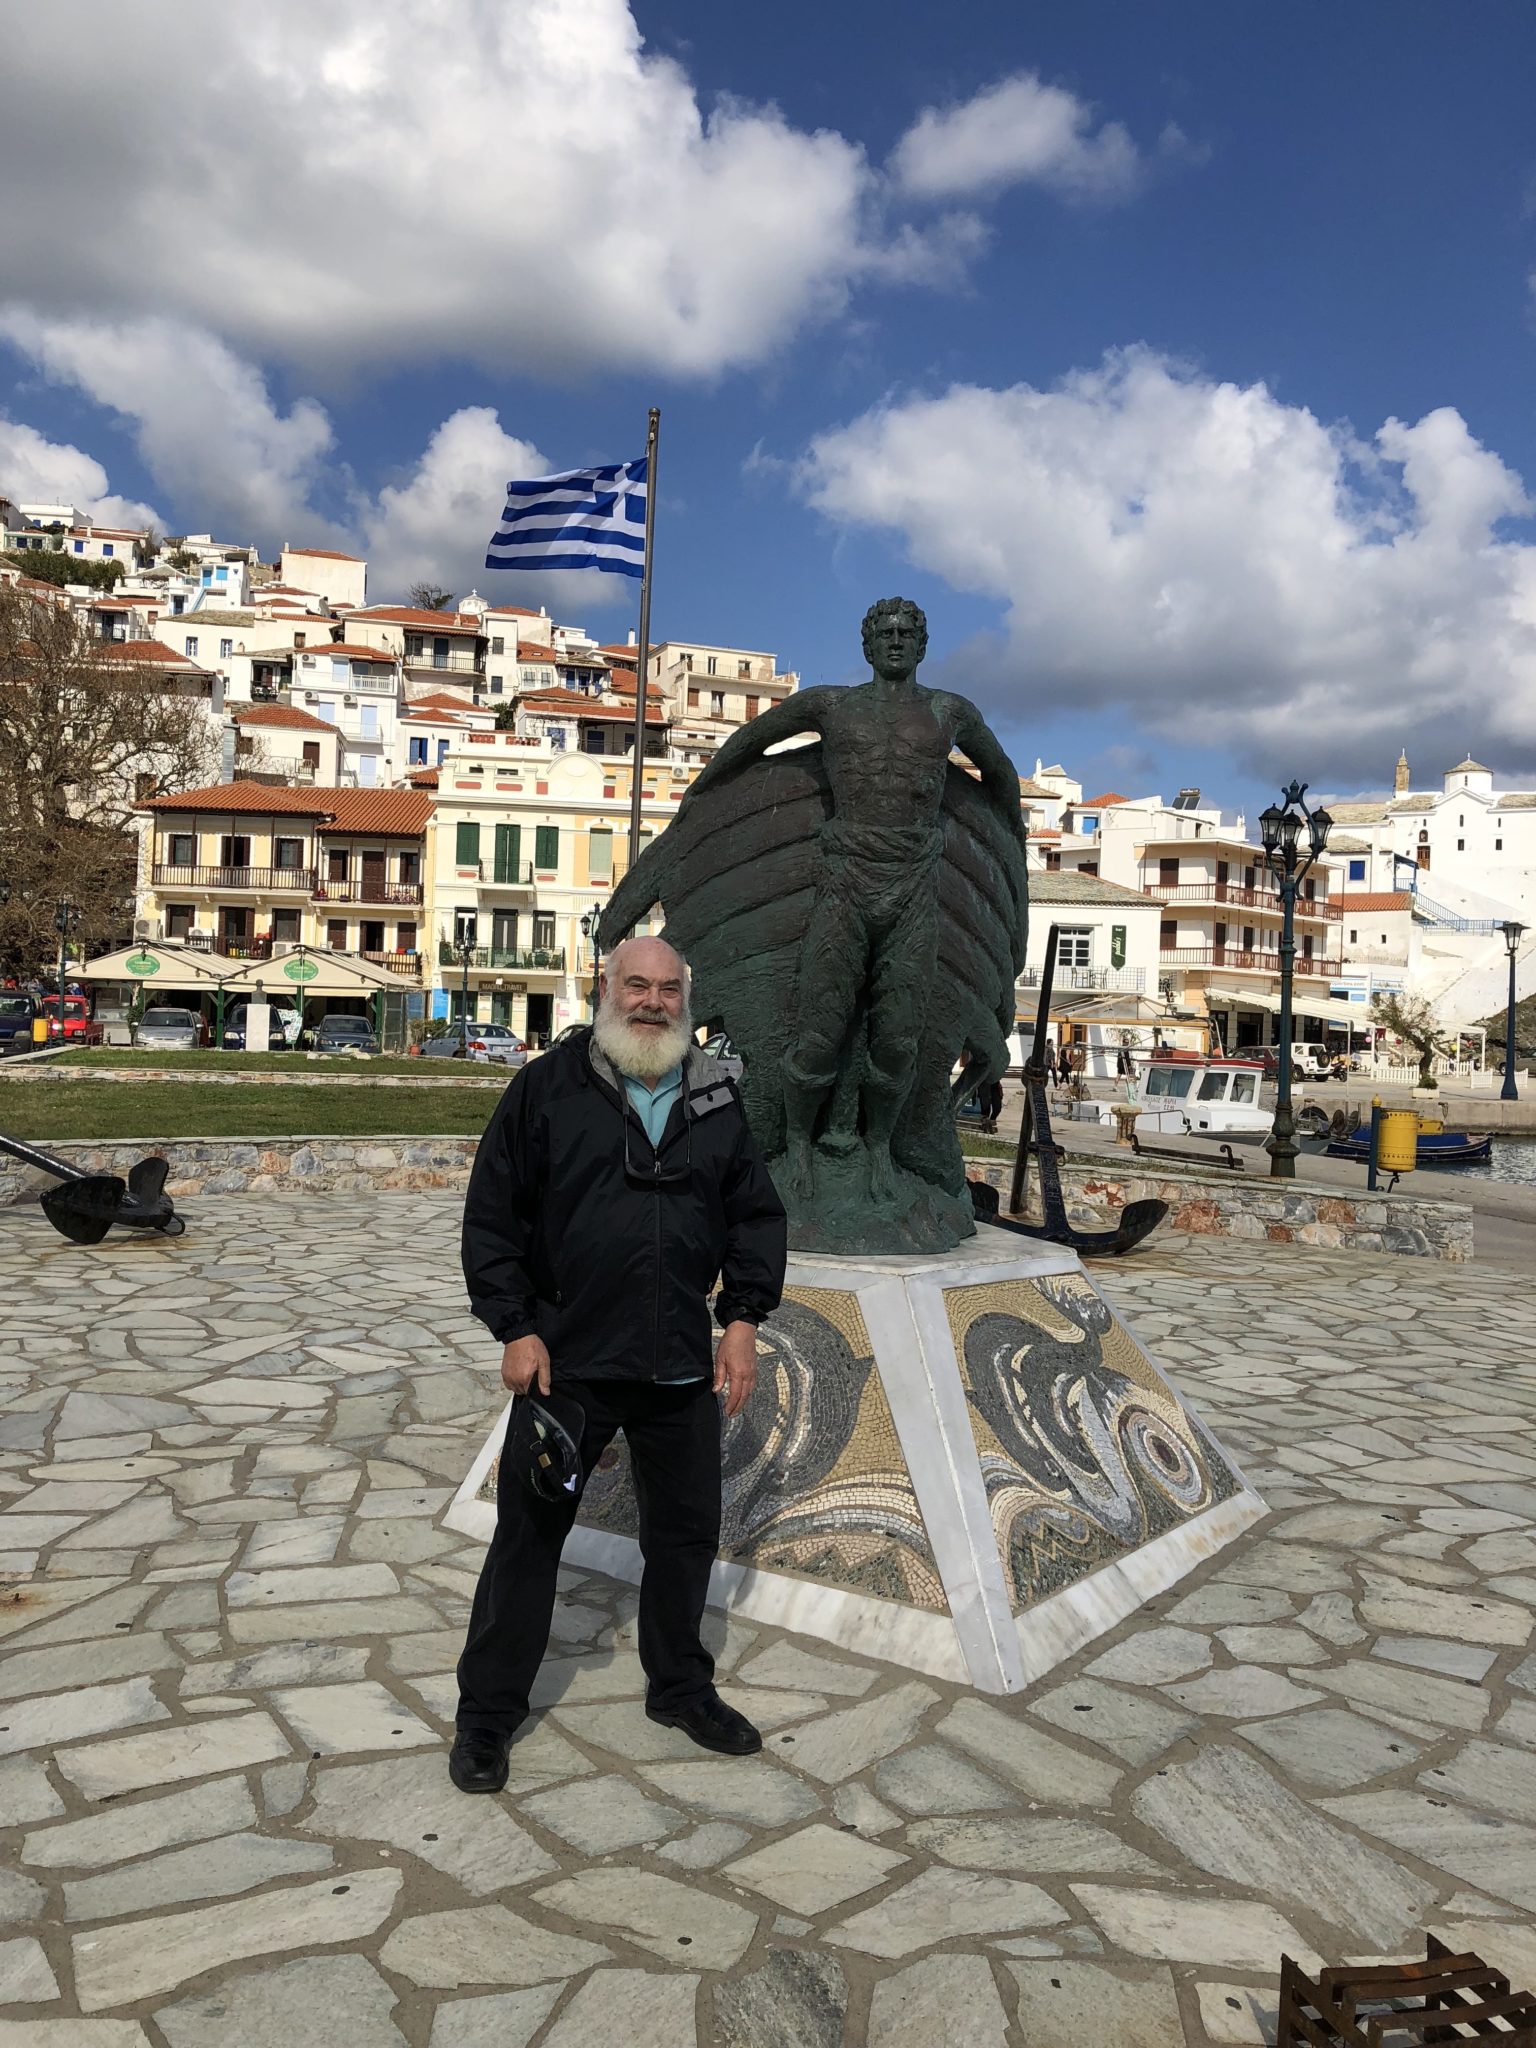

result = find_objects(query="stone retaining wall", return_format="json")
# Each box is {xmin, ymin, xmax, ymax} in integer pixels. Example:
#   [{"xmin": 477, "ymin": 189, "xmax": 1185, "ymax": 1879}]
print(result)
[
  {"xmin": 0, "ymin": 1135, "xmax": 1473, "ymax": 1259},
  {"xmin": 965, "ymin": 1157, "xmax": 1471, "ymax": 1262}
]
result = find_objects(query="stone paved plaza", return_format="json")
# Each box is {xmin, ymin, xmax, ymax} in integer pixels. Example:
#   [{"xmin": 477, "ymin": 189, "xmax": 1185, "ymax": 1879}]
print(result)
[{"xmin": 2, "ymin": 1193, "xmax": 1534, "ymax": 2046}]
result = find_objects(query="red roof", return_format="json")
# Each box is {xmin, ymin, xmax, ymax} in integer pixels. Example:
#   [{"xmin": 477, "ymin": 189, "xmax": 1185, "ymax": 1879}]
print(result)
[
  {"xmin": 515, "ymin": 645, "xmax": 557, "ymax": 663},
  {"xmin": 234, "ymin": 704, "xmax": 338, "ymax": 733},
  {"xmin": 519, "ymin": 691, "xmax": 663, "ymax": 724},
  {"xmin": 140, "ymin": 782, "xmax": 434, "ymax": 833},
  {"xmin": 296, "ymin": 641, "xmax": 395, "ymax": 663},
  {"xmin": 1080, "ymin": 792, "xmax": 1130, "ymax": 807},
  {"xmin": 107, "ymin": 639, "xmax": 209, "ymax": 673},
  {"xmin": 1338, "ymin": 892, "xmax": 1412, "ymax": 912},
  {"xmin": 353, "ymin": 606, "xmax": 479, "ymax": 632},
  {"xmin": 406, "ymin": 767, "xmax": 440, "ymax": 788},
  {"xmin": 283, "ymin": 545, "xmax": 363, "ymax": 562},
  {"xmin": 408, "ymin": 690, "xmax": 485, "ymax": 714},
  {"xmin": 318, "ymin": 787, "xmax": 435, "ymax": 835}
]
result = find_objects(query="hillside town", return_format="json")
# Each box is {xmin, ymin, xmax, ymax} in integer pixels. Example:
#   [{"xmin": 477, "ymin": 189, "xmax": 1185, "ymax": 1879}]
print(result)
[{"xmin": 3, "ymin": 497, "xmax": 1531, "ymax": 1077}]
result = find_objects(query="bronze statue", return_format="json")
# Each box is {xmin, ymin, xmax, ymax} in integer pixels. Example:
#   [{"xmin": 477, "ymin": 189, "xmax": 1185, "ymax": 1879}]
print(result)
[{"xmin": 602, "ymin": 598, "xmax": 1028, "ymax": 1254}]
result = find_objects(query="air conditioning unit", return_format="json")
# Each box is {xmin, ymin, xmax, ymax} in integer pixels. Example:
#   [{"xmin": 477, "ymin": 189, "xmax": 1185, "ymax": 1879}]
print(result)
[
  {"xmin": 133, "ymin": 918, "xmax": 153, "ymax": 939},
  {"xmin": 344, "ymin": 694, "xmax": 356, "ymax": 706},
  {"xmin": 272, "ymin": 942, "xmax": 296, "ymax": 956}
]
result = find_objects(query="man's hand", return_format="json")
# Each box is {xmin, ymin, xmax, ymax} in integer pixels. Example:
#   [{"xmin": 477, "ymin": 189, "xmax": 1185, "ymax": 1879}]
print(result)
[
  {"xmin": 713, "ymin": 1320, "xmax": 759, "ymax": 1419},
  {"xmin": 501, "ymin": 1334, "xmax": 551, "ymax": 1398}
]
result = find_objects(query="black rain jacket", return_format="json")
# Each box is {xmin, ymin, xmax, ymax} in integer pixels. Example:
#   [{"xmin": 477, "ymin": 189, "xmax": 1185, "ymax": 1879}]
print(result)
[{"xmin": 461, "ymin": 1027, "xmax": 787, "ymax": 1382}]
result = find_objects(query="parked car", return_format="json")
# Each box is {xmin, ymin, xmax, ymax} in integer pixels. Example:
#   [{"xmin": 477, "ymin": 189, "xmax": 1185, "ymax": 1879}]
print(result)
[
  {"xmin": 0, "ymin": 992, "xmax": 44, "ymax": 1053},
  {"xmin": 309, "ymin": 1014, "xmax": 380, "ymax": 1056},
  {"xmin": 701, "ymin": 1030, "xmax": 744, "ymax": 1080},
  {"xmin": 43, "ymin": 995, "xmax": 105, "ymax": 1045},
  {"xmin": 221, "ymin": 1004, "xmax": 291, "ymax": 1051},
  {"xmin": 420, "ymin": 1022, "xmax": 527, "ymax": 1067},
  {"xmin": 132, "ymin": 1007, "xmax": 203, "ymax": 1052}
]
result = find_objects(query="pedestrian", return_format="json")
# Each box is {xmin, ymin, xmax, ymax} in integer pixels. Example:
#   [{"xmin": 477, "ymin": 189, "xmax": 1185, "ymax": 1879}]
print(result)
[
  {"xmin": 451, "ymin": 935, "xmax": 788, "ymax": 1795},
  {"xmin": 981, "ymin": 1075, "xmax": 1004, "ymax": 1132}
]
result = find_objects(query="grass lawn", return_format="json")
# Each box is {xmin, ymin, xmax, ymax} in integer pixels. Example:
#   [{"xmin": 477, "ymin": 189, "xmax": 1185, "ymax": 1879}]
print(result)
[
  {"xmin": 0, "ymin": 1080, "xmax": 502, "ymax": 1142},
  {"xmin": 958, "ymin": 1133, "xmax": 1017, "ymax": 1162},
  {"xmin": 51, "ymin": 1048, "xmax": 494, "ymax": 1081}
]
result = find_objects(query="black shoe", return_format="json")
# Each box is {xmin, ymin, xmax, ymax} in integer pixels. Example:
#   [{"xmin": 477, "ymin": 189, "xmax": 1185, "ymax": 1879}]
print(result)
[
  {"xmin": 449, "ymin": 1726, "xmax": 514, "ymax": 1793},
  {"xmin": 646, "ymin": 1691, "xmax": 762, "ymax": 1756}
]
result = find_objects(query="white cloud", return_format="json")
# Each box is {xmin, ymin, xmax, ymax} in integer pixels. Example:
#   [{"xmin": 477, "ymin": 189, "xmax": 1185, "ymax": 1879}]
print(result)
[
  {"xmin": 0, "ymin": 418, "xmax": 161, "ymax": 531},
  {"xmin": 891, "ymin": 71, "xmax": 1142, "ymax": 203},
  {"xmin": 797, "ymin": 349, "xmax": 1536, "ymax": 781},
  {"xmin": 0, "ymin": 312, "xmax": 337, "ymax": 546}
]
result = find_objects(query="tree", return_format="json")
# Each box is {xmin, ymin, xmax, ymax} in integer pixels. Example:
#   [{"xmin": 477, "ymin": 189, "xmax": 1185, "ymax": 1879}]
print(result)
[
  {"xmin": 0, "ymin": 588, "xmax": 221, "ymax": 977},
  {"xmin": 409, "ymin": 583, "xmax": 455, "ymax": 612},
  {"xmin": 1369, "ymin": 990, "xmax": 1451, "ymax": 1090},
  {"xmin": 2, "ymin": 548, "xmax": 127, "ymax": 592}
]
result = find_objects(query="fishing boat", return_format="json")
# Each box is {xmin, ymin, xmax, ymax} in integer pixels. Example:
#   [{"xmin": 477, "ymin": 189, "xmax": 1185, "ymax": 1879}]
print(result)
[
  {"xmin": 1096, "ymin": 1053, "xmax": 1274, "ymax": 1140},
  {"xmin": 1322, "ymin": 1127, "xmax": 1492, "ymax": 1168}
]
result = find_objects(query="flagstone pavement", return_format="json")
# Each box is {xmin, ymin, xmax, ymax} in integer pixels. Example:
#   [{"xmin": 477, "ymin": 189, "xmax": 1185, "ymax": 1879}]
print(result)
[{"xmin": 2, "ymin": 1193, "xmax": 1535, "ymax": 2047}]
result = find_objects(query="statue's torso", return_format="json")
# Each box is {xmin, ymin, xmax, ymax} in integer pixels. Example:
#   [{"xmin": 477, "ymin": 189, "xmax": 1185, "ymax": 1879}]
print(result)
[{"xmin": 818, "ymin": 682, "xmax": 955, "ymax": 835}]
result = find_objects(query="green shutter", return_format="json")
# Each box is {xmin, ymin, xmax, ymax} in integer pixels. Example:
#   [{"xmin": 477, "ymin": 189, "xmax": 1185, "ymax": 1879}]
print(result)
[
  {"xmin": 535, "ymin": 825, "xmax": 559, "ymax": 870},
  {"xmin": 455, "ymin": 822, "xmax": 480, "ymax": 867},
  {"xmin": 494, "ymin": 823, "xmax": 521, "ymax": 883}
]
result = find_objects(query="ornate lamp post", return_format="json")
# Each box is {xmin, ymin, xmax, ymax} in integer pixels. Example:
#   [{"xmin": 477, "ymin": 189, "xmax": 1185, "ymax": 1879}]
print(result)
[
  {"xmin": 53, "ymin": 899, "xmax": 81, "ymax": 1038},
  {"xmin": 579, "ymin": 902, "xmax": 602, "ymax": 1018},
  {"xmin": 1501, "ymin": 920, "xmax": 1525, "ymax": 1103},
  {"xmin": 1259, "ymin": 783, "xmax": 1332, "ymax": 1179},
  {"xmin": 451, "ymin": 923, "xmax": 475, "ymax": 1053}
]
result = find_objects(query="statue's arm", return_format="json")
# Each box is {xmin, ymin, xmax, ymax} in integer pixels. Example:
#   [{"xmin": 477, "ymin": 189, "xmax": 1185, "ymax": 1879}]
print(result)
[
  {"xmin": 676, "ymin": 690, "xmax": 828, "ymax": 811},
  {"xmin": 949, "ymin": 696, "xmax": 1027, "ymax": 844}
]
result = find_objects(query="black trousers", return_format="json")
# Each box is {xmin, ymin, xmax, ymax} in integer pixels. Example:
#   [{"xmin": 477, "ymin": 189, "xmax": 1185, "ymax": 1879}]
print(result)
[{"xmin": 456, "ymin": 1376, "xmax": 722, "ymax": 1732}]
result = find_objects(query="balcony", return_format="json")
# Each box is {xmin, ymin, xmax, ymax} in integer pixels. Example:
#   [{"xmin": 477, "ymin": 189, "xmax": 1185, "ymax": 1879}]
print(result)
[
  {"xmin": 1141, "ymin": 881, "xmax": 1340, "ymax": 922},
  {"xmin": 1018, "ymin": 965, "xmax": 1147, "ymax": 992},
  {"xmin": 151, "ymin": 864, "xmax": 317, "ymax": 892},
  {"xmin": 1161, "ymin": 945, "xmax": 1340, "ymax": 978},
  {"xmin": 478, "ymin": 861, "xmax": 535, "ymax": 888},
  {"xmin": 313, "ymin": 880, "xmax": 424, "ymax": 906},
  {"xmin": 438, "ymin": 943, "xmax": 566, "ymax": 972},
  {"xmin": 359, "ymin": 950, "xmax": 422, "ymax": 978},
  {"xmin": 403, "ymin": 647, "xmax": 482, "ymax": 675}
]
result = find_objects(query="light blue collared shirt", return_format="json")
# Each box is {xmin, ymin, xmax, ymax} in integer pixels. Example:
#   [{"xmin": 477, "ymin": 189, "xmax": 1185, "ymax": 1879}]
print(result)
[{"xmin": 622, "ymin": 1063, "xmax": 683, "ymax": 1147}]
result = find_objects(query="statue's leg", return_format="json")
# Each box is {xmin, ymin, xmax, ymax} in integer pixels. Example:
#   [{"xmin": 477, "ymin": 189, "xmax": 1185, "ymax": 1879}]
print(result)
[
  {"xmin": 862, "ymin": 880, "xmax": 939, "ymax": 1201},
  {"xmin": 781, "ymin": 883, "xmax": 865, "ymax": 1199}
]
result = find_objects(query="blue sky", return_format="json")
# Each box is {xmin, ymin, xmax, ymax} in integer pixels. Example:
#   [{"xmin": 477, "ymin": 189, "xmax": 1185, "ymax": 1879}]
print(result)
[{"xmin": 3, "ymin": 0, "xmax": 1535, "ymax": 812}]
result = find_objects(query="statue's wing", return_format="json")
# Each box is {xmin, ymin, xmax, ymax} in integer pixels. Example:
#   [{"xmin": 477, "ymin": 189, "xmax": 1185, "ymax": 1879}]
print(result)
[
  {"xmin": 600, "ymin": 745, "xmax": 832, "ymax": 1151},
  {"xmin": 895, "ymin": 762, "xmax": 1029, "ymax": 1189}
]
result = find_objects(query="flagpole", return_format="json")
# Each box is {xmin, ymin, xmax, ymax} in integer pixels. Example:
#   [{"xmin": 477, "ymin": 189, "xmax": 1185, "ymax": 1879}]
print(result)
[{"xmin": 628, "ymin": 407, "xmax": 660, "ymax": 863}]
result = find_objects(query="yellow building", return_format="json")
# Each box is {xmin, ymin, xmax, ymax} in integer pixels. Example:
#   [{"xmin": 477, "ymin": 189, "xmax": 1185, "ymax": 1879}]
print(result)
[{"xmin": 425, "ymin": 738, "xmax": 701, "ymax": 1043}]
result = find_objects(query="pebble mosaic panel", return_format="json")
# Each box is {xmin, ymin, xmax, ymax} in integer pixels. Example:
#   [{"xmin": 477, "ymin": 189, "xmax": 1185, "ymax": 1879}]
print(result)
[{"xmin": 943, "ymin": 1271, "xmax": 1240, "ymax": 1612}]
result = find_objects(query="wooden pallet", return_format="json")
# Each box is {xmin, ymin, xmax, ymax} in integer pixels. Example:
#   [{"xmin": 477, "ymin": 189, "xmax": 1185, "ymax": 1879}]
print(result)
[{"xmin": 1278, "ymin": 1936, "xmax": 1536, "ymax": 2045}]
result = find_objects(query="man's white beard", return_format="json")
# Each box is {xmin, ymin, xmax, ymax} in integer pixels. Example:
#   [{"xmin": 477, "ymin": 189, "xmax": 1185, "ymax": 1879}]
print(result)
[{"xmin": 593, "ymin": 993, "xmax": 694, "ymax": 1083}]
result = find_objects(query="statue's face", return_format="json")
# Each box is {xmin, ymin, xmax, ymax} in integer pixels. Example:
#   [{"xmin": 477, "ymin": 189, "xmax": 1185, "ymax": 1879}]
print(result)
[{"xmin": 865, "ymin": 606, "xmax": 924, "ymax": 681}]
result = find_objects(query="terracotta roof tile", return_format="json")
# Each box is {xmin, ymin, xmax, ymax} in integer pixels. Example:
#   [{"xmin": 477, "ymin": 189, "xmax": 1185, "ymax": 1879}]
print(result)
[
  {"xmin": 1079, "ymin": 792, "xmax": 1130, "ymax": 807},
  {"xmin": 141, "ymin": 782, "xmax": 334, "ymax": 815},
  {"xmin": 234, "ymin": 704, "xmax": 338, "ymax": 733},
  {"xmin": 106, "ymin": 638, "xmax": 209, "ymax": 672},
  {"xmin": 1338, "ymin": 892, "xmax": 1413, "ymax": 911},
  {"xmin": 318, "ymin": 787, "xmax": 435, "ymax": 835},
  {"xmin": 295, "ymin": 642, "xmax": 396, "ymax": 663},
  {"xmin": 353, "ymin": 606, "xmax": 479, "ymax": 632},
  {"xmin": 283, "ymin": 545, "xmax": 364, "ymax": 561}
]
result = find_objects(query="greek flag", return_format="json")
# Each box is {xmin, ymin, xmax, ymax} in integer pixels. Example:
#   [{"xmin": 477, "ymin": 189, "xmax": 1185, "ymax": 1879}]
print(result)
[{"xmin": 485, "ymin": 458, "xmax": 647, "ymax": 578}]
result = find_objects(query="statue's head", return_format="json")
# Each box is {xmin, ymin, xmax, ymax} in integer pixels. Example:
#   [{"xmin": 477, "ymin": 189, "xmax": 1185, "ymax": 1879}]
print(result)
[{"xmin": 861, "ymin": 596, "xmax": 927, "ymax": 682}]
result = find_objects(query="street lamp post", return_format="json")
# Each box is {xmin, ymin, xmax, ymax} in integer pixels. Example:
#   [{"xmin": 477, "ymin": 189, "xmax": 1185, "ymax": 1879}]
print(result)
[
  {"xmin": 579, "ymin": 902, "xmax": 602, "ymax": 1018},
  {"xmin": 456, "ymin": 929, "xmax": 474, "ymax": 1053},
  {"xmin": 53, "ymin": 899, "xmax": 80, "ymax": 1039},
  {"xmin": 1501, "ymin": 920, "xmax": 1525, "ymax": 1103},
  {"xmin": 1259, "ymin": 782, "xmax": 1333, "ymax": 1180}
]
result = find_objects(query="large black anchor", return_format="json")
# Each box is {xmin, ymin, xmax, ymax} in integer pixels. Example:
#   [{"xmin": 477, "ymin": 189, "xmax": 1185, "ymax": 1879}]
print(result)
[{"xmin": 0, "ymin": 1133, "xmax": 186, "ymax": 1244}]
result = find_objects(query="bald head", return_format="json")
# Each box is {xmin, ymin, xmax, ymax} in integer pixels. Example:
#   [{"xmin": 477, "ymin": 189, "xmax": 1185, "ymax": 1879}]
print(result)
[
  {"xmin": 595, "ymin": 933, "xmax": 694, "ymax": 1081},
  {"xmin": 603, "ymin": 934, "xmax": 689, "ymax": 994}
]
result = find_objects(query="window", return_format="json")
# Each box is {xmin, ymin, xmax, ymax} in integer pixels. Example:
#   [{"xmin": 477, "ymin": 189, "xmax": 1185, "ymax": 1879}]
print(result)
[
  {"xmin": 302, "ymin": 741, "xmax": 320, "ymax": 769},
  {"xmin": 491, "ymin": 636, "xmax": 505, "ymax": 654},
  {"xmin": 219, "ymin": 638, "xmax": 233, "ymax": 659},
  {"xmin": 101, "ymin": 543, "xmax": 113, "ymax": 558},
  {"xmin": 184, "ymin": 636, "xmax": 198, "ymax": 657},
  {"xmin": 490, "ymin": 674, "xmax": 503, "ymax": 695},
  {"xmin": 332, "ymin": 658, "xmax": 350, "ymax": 685},
  {"xmin": 738, "ymin": 660, "xmax": 751, "ymax": 678},
  {"xmin": 687, "ymin": 687, "xmax": 700, "ymax": 709},
  {"xmin": 1349, "ymin": 929, "xmax": 1358, "ymax": 944},
  {"xmin": 432, "ymin": 637, "xmax": 449, "ymax": 668},
  {"xmin": 294, "ymin": 632, "xmax": 306, "ymax": 649},
  {"xmin": 521, "ymin": 668, "xmax": 537, "ymax": 686},
  {"xmin": 1347, "ymin": 858, "xmax": 1366, "ymax": 881},
  {"xmin": 588, "ymin": 828, "xmax": 613, "ymax": 883},
  {"xmin": 358, "ymin": 757, "xmax": 377, "ymax": 787},
  {"xmin": 165, "ymin": 903, "xmax": 194, "ymax": 937},
  {"xmin": 408, "ymin": 736, "xmax": 428, "ymax": 766},
  {"xmin": 1496, "ymin": 838, "xmax": 1503, "ymax": 851},
  {"xmin": 1144, "ymin": 1067, "xmax": 1194, "ymax": 1099},
  {"xmin": 396, "ymin": 921, "xmax": 417, "ymax": 954},
  {"xmin": 681, "ymin": 652, "xmax": 693, "ymax": 670},
  {"xmin": 706, "ymin": 655, "xmax": 718, "ymax": 676},
  {"xmin": 360, "ymin": 920, "xmax": 385, "ymax": 951},
  {"xmin": 359, "ymin": 704, "xmax": 378, "ymax": 738},
  {"xmin": 1056, "ymin": 926, "xmax": 1093, "ymax": 968},
  {"xmin": 73, "ymin": 540, "xmax": 84, "ymax": 555},
  {"xmin": 216, "ymin": 566, "xmax": 228, "ymax": 582},
  {"xmin": 327, "ymin": 848, "xmax": 349, "ymax": 882},
  {"xmin": 1230, "ymin": 1073, "xmax": 1257, "ymax": 1104},
  {"xmin": 493, "ymin": 824, "xmax": 522, "ymax": 884},
  {"xmin": 1158, "ymin": 857, "xmax": 1179, "ymax": 887},
  {"xmin": 580, "ymin": 726, "xmax": 606, "ymax": 755},
  {"xmin": 1197, "ymin": 1072, "xmax": 1230, "ymax": 1101},
  {"xmin": 533, "ymin": 913, "xmax": 556, "ymax": 950},
  {"xmin": 745, "ymin": 695, "xmax": 760, "ymax": 719},
  {"xmin": 534, "ymin": 825, "xmax": 559, "ymax": 871},
  {"xmin": 219, "ymin": 834, "xmax": 251, "ymax": 869},
  {"xmin": 453, "ymin": 910, "xmax": 478, "ymax": 945},
  {"xmin": 437, "ymin": 738, "xmax": 450, "ymax": 764},
  {"xmin": 172, "ymin": 596, "xmax": 184, "ymax": 615},
  {"xmin": 316, "ymin": 699, "xmax": 335, "ymax": 721},
  {"xmin": 398, "ymin": 850, "xmax": 420, "ymax": 885},
  {"xmin": 405, "ymin": 635, "xmax": 423, "ymax": 658},
  {"xmin": 1457, "ymin": 839, "xmax": 1465, "ymax": 852},
  {"xmin": 710, "ymin": 692, "xmax": 724, "ymax": 717},
  {"xmin": 1080, "ymin": 815, "xmax": 1098, "ymax": 835},
  {"xmin": 272, "ymin": 908, "xmax": 300, "ymax": 942},
  {"xmin": 455, "ymin": 822, "xmax": 481, "ymax": 867},
  {"xmin": 273, "ymin": 837, "xmax": 305, "ymax": 870},
  {"xmin": 326, "ymin": 918, "xmax": 348, "ymax": 949}
]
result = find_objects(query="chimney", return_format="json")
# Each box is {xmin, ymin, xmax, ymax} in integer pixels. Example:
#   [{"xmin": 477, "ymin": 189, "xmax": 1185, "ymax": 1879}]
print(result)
[
  {"xmin": 628, "ymin": 629, "xmax": 637, "ymax": 647},
  {"xmin": 1395, "ymin": 748, "xmax": 1410, "ymax": 794}
]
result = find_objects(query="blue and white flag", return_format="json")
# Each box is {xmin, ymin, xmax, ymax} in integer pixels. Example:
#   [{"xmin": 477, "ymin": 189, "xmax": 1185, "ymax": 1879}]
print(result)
[{"xmin": 485, "ymin": 458, "xmax": 647, "ymax": 579}]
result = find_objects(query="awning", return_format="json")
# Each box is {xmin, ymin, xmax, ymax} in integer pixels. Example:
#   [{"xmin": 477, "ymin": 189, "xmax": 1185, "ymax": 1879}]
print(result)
[
  {"xmin": 78, "ymin": 943, "xmax": 416, "ymax": 999},
  {"xmin": 1201, "ymin": 986, "xmax": 1374, "ymax": 1031},
  {"xmin": 76, "ymin": 942, "xmax": 231, "ymax": 989},
  {"xmin": 1014, "ymin": 992, "xmax": 1214, "ymax": 1032}
]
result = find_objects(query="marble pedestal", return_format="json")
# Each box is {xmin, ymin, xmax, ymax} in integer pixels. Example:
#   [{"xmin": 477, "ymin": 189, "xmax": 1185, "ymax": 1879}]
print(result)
[{"xmin": 445, "ymin": 1225, "xmax": 1264, "ymax": 1693}]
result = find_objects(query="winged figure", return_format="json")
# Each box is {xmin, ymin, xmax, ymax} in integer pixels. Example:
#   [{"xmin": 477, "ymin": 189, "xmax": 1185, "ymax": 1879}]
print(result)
[{"xmin": 601, "ymin": 598, "xmax": 1028, "ymax": 1254}]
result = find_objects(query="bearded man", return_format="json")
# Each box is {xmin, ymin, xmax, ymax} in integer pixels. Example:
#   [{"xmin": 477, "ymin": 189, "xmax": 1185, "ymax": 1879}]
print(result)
[{"xmin": 451, "ymin": 935, "xmax": 787, "ymax": 1793}]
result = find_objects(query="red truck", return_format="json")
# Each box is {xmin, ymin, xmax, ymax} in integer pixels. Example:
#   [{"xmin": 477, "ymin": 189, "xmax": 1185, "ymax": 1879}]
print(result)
[{"xmin": 43, "ymin": 996, "xmax": 106, "ymax": 1046}]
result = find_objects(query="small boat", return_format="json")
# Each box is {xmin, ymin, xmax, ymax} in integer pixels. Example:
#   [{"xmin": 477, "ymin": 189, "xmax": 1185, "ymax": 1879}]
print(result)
[
  {"xmin": 1324, "ymin": 1128, "xmax": 1492, "ymax": 1168},
  {"xmin": 1097, "ymin": 1053, "xmax": 1274, "ymax": 1139}
]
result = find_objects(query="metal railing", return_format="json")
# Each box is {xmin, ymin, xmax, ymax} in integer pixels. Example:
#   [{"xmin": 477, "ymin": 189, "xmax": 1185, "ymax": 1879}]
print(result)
[
  {"xmin": 437, "ymin": 943, "xmax": 566, "ymax": 971},
  {"xmin": 151, "ymin": 864, "xmax": 317, "ymax": 891},
  {"xmin": 1017, "ymin": 965, "xmax": 1147, "ymax": 992},
  {"xmin": 312, "ymin": 880, "xmax": 424, "ymax": 905},
  {"xmin": 1141, "ymin": 881, "xmax": 1340, "ymax": 921},
  {"xmin": 1161, "ymin": 945, "xmax": 1340, "ymax": 977},
  {"xmin": 481, "ymin": 861, "xmax": 535, "ymax": 886},
  {"xmin": 358, "ymin": 951, "xmax": 422, "ymax": 977},
  {"xmin": 403, "ymin": 647, "xmax": 482, "ymax": 674}
]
